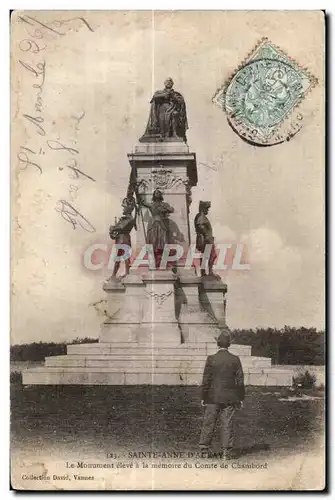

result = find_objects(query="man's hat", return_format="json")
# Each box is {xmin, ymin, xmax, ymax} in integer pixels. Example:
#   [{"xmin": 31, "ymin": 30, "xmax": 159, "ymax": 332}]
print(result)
[
  {"xmin": 199, "ymin": 200, "xmax": 211, "ymax": 211},
  {"xmin": 215, "ymin": 328, "xmax": 231, "ymax": 347}
]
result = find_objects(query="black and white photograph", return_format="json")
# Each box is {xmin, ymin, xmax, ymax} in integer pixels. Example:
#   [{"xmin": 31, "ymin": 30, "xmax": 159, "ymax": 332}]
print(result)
[{"xmin": 10, "ymin": 10, "xmax": 325, "ymax": 491}]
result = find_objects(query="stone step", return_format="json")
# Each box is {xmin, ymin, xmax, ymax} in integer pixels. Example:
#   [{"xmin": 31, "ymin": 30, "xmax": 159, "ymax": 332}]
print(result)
[
  {"xmin": 22, "ymin": 366, "xmax": 293, "ymax": 386},
  {"xmin": 45, "ymin": 355, "xmax": 272, "ymax": 369},
  {"xmin": 66, "ymin": 343, "xmax": 252, "ymax": 356},
  {"xmin": 63, "ymin": 353, "xmax": 248, "ymax": 360}
]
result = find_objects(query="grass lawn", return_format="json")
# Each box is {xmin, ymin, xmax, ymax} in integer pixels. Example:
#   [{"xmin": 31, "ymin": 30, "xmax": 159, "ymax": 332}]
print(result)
[{"xmin": 10, "ymin": 384, "xmax": 324, "ymax": 460}]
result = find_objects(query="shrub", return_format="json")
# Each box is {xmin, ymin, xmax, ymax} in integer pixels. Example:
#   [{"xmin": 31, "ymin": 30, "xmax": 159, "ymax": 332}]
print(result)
[
  {"xmin": 293, "ymin": 370, "xmax": 316, "ymax": 390},
  {"xmin": 70, "ymin": 337, "xmax": 98, "ymax": 345},
  {"xmin": 10, "ymin": 342, "xmax": 67, "ymax": 361},
  {"xmin": 232, "ymin": 327, "xmax": 325, "ymax": 365},
  {"xmin": 10, "ymin": 338, "xmax": 98, "ymax": 361}
]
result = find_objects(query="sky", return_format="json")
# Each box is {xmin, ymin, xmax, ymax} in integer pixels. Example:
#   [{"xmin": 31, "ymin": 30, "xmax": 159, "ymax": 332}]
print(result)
[{"xmin": 11, "ymin": 11, "xmax": 324, "ymax": 343}]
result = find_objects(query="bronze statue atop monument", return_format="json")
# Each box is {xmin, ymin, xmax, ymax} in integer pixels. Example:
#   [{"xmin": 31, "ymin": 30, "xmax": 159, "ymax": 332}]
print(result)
[
  {"xmin": 140, "ymin": 77, "xmax": 188, "ymax": 143},
  {"xmin": 109, "ymin": 196, "xmax": 137, "ymax": 277},
  {"xmin": 139, "ymin": 188, "xmax": 174, "ymax": 267},
  {"xmin": 194, "ymin": 201, "xmax": 220, "ymax": 279}
]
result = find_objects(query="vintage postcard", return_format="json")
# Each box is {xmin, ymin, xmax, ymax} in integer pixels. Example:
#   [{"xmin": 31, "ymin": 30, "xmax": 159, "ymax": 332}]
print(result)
[{"xmin": 10, "ymin": 10, "xmax": 325, "ymax": 491}]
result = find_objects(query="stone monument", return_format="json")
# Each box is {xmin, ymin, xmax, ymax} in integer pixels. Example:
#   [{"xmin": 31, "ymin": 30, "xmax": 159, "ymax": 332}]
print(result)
[{"xmin": 22, "ymin": 78, "xmax": 293, "ymax": 387}]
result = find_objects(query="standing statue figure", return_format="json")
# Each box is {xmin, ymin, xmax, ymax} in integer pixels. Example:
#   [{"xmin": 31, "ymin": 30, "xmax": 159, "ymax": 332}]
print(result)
[
  {"xmin": 194, "ymin": 201, "xmax": 220, "ymax": 279},
  {"xmin": 140, "ymin": 78, "xmax": 188, "ymax": 143},
  {"xmin": 139, "ymin": 189, "xmax": 174, "ymax": 268},
  {"xmin": 109, "ymin": 196, "xmax": 137, "ymax": 278}
]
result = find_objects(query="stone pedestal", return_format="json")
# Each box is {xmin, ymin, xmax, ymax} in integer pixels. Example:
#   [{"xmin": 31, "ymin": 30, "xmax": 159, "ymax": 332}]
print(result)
[
  {"xmin": 176, "ymin": 267, "xmax": 220, "ymax": 343},
  {"xmin": 128, "ymin": 142, "xmax": 197, "ymax": 254},
  {"xmin": 100, "ymin": 271, "xmax": 145, "ymax": 342},
  {"xmin": 102, "ymin": 278, "xmax": 125, "ymax": 318},
  {"xmin": 200, "ymin": 279, "xmax": 228, "ymax": 328},
  {"xmin": 138, "ymin": 269, "xmax": 181, "ymax": 344}
]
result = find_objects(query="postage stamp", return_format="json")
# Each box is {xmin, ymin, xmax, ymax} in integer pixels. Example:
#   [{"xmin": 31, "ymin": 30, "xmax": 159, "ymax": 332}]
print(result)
[{"xmin": 213, "ymin": 38, "xmax": 318, "ymax": 146}]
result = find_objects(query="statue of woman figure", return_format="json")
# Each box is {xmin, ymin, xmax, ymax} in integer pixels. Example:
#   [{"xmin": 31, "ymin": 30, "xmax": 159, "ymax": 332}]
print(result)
[
  {"xmin": 140, "ymin": 189, "xmax": 174, "ymax": 267},
  {"xmin": 140, "ymin": 77, "xmax": 188, "ymax": 143}
]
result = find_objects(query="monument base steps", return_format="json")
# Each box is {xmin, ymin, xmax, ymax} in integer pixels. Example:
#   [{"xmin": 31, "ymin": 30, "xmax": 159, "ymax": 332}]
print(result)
[{"xmin": 22, "ymin": 342, "xmax": 293, "ymax": 387}]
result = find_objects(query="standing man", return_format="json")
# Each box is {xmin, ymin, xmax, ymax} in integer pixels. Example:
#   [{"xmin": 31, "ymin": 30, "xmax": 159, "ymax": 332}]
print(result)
[{"xmin": 199, "ymin": 330, "xmax": 245, "ymax": 459}]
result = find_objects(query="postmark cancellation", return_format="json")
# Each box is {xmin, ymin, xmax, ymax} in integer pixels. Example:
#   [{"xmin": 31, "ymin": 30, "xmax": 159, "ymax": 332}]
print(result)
[{"xmin": 213, "ymin": 38, "xmax": 318, "ymax": 146}]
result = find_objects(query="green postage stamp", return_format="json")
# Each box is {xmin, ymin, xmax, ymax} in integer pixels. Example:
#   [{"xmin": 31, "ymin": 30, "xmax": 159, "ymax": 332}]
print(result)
[{"xmin": 213, "ymin": 38, "xmax": 318, "ymax": 146}]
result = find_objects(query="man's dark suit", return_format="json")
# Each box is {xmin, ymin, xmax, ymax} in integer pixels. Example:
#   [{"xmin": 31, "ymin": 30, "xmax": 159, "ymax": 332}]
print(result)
[{"xmin": 200, "ymin": 348, "xmax": 245, "ymax": 451}]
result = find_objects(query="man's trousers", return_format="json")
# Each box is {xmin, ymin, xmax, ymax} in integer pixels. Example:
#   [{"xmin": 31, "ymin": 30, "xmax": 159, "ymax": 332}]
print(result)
[{"xmin": 199, "ymin": 404, "xmax": 237, "ymax": 450}]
